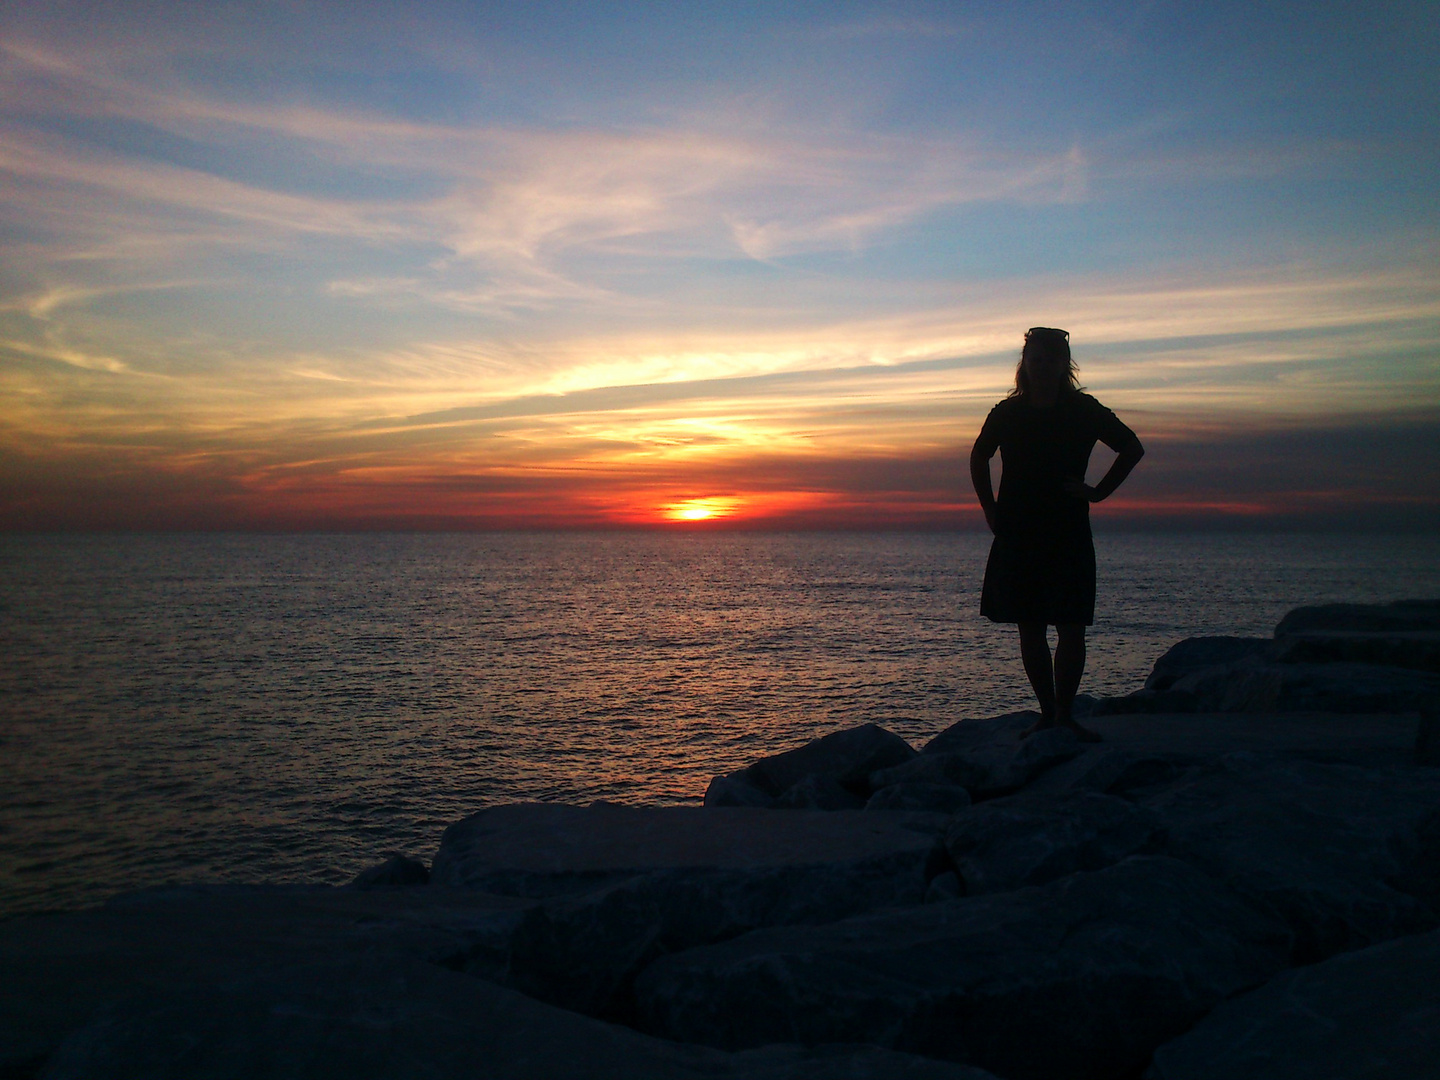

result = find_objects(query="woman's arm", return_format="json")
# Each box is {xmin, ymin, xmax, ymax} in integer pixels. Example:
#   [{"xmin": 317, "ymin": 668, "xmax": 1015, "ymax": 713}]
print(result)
[
  {"xmin": 970, "ymin": 434, "xmax": 999, "ymax": 533},
  {"xmin": 1072, "ymin": 436, "xmax": 1144, "ymax": 502}
]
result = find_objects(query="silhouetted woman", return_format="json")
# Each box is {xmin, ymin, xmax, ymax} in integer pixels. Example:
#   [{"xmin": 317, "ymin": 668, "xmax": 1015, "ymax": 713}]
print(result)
[{"xmin": 970, "ymin": 327, "xmax": 1144, "ymax": 740}]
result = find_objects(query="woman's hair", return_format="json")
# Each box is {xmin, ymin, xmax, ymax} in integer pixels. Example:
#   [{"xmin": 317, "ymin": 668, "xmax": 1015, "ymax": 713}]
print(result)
[{"xmin": 1008, "ymin": 326, "xmax": 1083, "ymax": 399}]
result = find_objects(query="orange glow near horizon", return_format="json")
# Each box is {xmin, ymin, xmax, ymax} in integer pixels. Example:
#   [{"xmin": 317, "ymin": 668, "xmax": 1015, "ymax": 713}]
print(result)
[{"xmin": 661, "ymin": 497, "xmax": 743, "ymax": 522}]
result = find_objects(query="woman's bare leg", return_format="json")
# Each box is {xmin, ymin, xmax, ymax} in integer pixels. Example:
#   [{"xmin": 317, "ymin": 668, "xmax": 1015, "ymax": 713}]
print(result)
[
  {"xmin": 1017, "ymin": 621, "xmax": 1056, "ymax": 733},
  {"xmin": 1054, "ymin": 623, "xmax": 1100, "ymax": 741},
  {"xmin": 1053, "ymin": 623, "xmax": 1085, "ymax": 722}
]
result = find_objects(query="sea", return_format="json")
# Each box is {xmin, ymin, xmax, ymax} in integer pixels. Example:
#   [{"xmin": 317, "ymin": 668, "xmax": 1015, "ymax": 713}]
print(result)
[{"xmin": 3, "ymin": 530, "xmax": 1438, "ymax": 917}]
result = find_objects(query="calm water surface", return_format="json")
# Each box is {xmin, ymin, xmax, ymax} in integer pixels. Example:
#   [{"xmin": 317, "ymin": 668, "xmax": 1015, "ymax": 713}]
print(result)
[{"xmin": 3, "ymin": 531, "xmax": 1438, "ymax": 915}]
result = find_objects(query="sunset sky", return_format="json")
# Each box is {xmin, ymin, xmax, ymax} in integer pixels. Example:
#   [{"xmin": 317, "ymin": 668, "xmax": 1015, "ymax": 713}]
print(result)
[{"xmin": 1, "ymin": 1, "xmax": 1436, "ymax": 529}]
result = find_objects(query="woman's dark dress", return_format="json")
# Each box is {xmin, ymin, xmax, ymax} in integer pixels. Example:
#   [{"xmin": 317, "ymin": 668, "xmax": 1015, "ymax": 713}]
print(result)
[{"xmin": 978, "ymin": 391, "xmax": 1136, "ymax": 626}]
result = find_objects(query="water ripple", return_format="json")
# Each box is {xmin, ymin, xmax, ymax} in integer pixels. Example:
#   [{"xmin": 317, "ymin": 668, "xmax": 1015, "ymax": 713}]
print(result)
[{"xmin": 2, "ymin": 531, "xmax": 1438, "ymax": 915}]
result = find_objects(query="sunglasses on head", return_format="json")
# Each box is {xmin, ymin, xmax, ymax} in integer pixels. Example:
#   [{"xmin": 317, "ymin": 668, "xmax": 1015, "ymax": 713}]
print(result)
[{"xmin": 1025, "ymin": 327, "xmax": 1069, "ymax": 341}]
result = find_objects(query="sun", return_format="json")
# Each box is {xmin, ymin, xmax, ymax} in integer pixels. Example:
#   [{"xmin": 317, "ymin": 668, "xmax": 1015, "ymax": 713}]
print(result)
[{"xmin": 661, "ymin": 497, "xmax": 741, "ymax": 523}]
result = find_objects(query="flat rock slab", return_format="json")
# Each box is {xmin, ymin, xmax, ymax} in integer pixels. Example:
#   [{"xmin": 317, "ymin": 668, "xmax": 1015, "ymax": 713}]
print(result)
[
  {"xmin": 635, "ymin": 856, "xmax": 1292, "ymax": 1080},
  {"xmin": 1149, "ymin": 927, "xmax": 1440, "ymax": 1080},
  {"xmin": 34, "ymin": 952, "xmax": 999, "ymax": 1080},
  {"xmin": 0, "ymin": 884, "xmax": 535, "ymax": 1076},
  {"xmin": 430, "ymin": 803, "xmax": 947, "ymax": 897},
  {"xmin": 3, "ymin": 885, "xmax": 996, "ymax": 1080},
  {"xmin": 1021, "ymin": 712, "xmax": 1422, "ymax": 788},
  {"xmin": 1083, "ymin": 711, "xmax": 1420, "ymax": 759}
]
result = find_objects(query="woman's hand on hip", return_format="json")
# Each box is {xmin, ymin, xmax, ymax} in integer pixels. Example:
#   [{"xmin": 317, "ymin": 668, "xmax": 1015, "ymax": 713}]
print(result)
[{"xmin": 1063, "ymin": 479, "xmax": 1097, "ymax": 502}]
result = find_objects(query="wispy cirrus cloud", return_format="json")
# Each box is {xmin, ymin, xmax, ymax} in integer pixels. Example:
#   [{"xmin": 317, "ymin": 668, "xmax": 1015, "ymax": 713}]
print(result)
[
  {"xmin": 5, "ymin": 251, "xmax": 1437, "ymax": 467},
  {"xmin": 0, "ymin": 4, "xmax": 1436, "ymax": 530},
  {"xmin": 0, "ymin": 32, "xmax": 1145, "ymax": 317},
  {"xmin": 2, "ymin": 19, "xmax": 1409, "ymax": 344}
]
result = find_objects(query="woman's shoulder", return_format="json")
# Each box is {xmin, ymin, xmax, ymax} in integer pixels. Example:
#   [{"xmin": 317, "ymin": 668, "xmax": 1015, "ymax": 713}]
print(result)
[
  {"xmin": 1069, "ymin": 390, "xmax": 1115, "ymax": 415},
  {"xmin": 980, "ymin": 396, "xmax": 1024, "ymax": 431},
  {"xmin": 988, "ymin": 395, "xmax": 1023, "ymax": 416},
  {"xmin": 1070, "ymin": 390, "xmax": 1135, "ymax": 442}
]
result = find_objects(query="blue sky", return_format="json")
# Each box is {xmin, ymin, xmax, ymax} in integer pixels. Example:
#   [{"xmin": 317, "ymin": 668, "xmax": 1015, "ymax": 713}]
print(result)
[{"xmin": 1, "ymin": 1, "xmax": 1436, "ymax": 528}]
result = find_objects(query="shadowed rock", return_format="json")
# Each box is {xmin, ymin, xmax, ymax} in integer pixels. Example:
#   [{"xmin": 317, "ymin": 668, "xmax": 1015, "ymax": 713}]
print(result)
[
  {"xmin": 773, "ymin": 773, "xmax": 865, "ymax": 811},
  {"xmin": 1418, "ymin": 709, "xmax": 1440, "ymax": 766},
  {"xmin": 943, "ymin": 791, "xmax": 1166, "ymax": 895},
  {"xmin": 1105, "ymin": 755, "xmax": 1194, "ymax": 795},
  {"xmin": 866, "ymin": 783, "xmax": 973, "ymax": 814},
  {"xmin": 430, "ymin": 803, "xmax": 947, "ymax": 898},
  {"xmin": 920, "ymin": 711, "xmax": 1036, "ymax": 755},
  {"xmin": 450, "ymin": 805, "xmax": 949, "ymax": 1016},
  {"xmin": 1274, "ymin": 599, "xmax": 1440, "ymax": 637},
  {"xmin": 1180, "ymin": 660, "xmax": 1440, "ymax": 713},
  {"xmin": 1144, "ymin": 636, "xmax": 1272, "ymax": 691},
  {"xmin": 1148, "ymin": 927, "xmax": 1440, "ymax": 1080},
  {"xmin": 870, "ymin": 727, "xmax": 1080, "ymax": 800},
  {"xmin": 1090, "ymin": 687, "xmax": 1201, "ymax": 714},
  {"xmin": 349, "ymin": 854, "xmax": 429, "ymax": 889},
  {"xmin": 924, "ymin": 872, "xmax": 963, "ymax": 902},
  {"xmin": 1106, "ymin": 659, "xmax": 1440, "ymax": 715},
  {"xmin": 3, "ymin": 882, "xmax": 995, "ymax": 1080},
  {"xmin": 1019, "ymin": 746, "xmax": 1192, "ymax": 800},
  {"xmin": 1137, "ymin": 753, "xmax": 1440, "ymax": 962},
  {"xmin": 1272, "ymin": 630, "xmax": 1440, "ymax": 673},
  {"xmin": 1050, "ymin": 712, "xmax": 1421, "ymax": 770},
  {"xmin": 702, "ymin": 774, "xmax": 776, "ymax": 808},
  {"xmin": 0, "ymin": 885, "xmax": 535, "ymax": 1075},
  {"xmin": 31, "ymin": 952, "xmax": 997, "ymax": 1080},
  {"xmin": 634, "ymin": 856, "xmax": 1292, "ymax": 1080},
  {"xmin": 703, "ymin": 724, "xmax": 916, "ymax": 807},
  {"xmin": 1100, "ymin": 601, "xmax": 1440, "ymax": 715}
]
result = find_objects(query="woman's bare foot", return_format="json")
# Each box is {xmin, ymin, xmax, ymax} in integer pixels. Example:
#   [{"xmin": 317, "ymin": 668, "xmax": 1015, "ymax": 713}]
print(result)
[
  {"xmin": 1020, "ymin": 718, "xmax": 1056, "ymax": 739},
  {"xmin": 1058, "ymin": 718, "xmax": 1102, "ymax": 742}
]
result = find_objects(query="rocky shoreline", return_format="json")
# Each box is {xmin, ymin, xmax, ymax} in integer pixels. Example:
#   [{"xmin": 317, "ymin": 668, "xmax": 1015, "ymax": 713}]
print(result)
[{"xmin": 4, "ymin": 600, "xmax": 1438, "ymax": 1079}]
